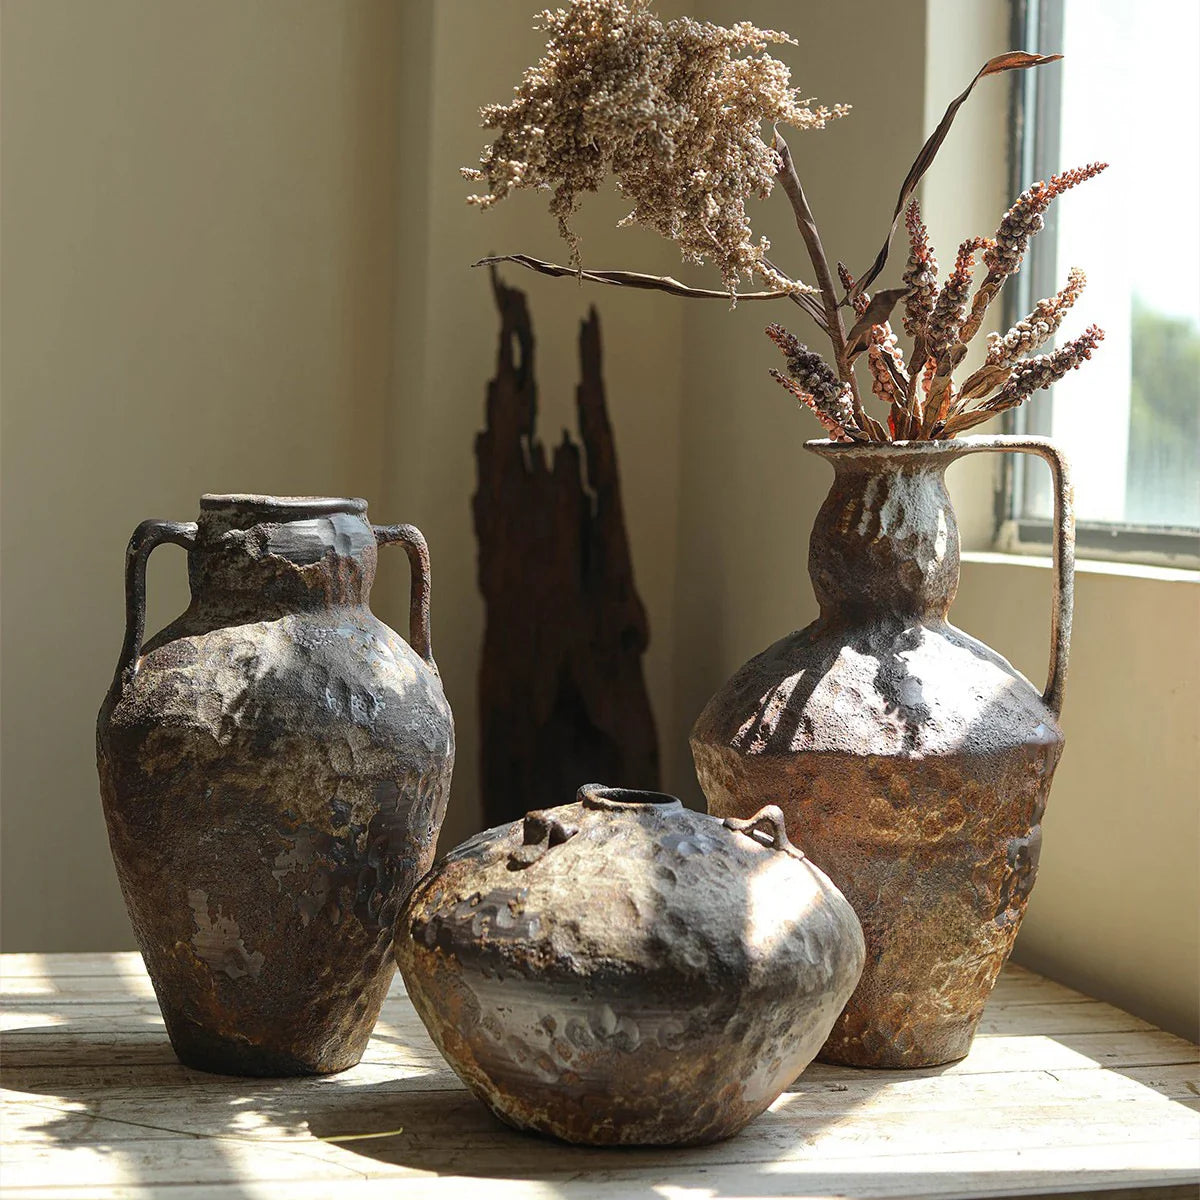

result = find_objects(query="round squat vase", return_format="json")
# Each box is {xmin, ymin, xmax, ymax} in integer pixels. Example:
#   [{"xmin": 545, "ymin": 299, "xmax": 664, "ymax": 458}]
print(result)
[
  {"xmin": 395, "ymin": 783, "xmax": 865, "ymax": 1145},
  {"xmin": 96, "ymin": 495, "xmax": 455, "ymax": 1076},
  {"xmin": 691, "ymin": 436, "xmax": 1074, "ymax": 1069}
]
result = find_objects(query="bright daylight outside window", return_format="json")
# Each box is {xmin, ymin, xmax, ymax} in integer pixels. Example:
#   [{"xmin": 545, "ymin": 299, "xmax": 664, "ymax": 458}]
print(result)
[{"xmin": 1007, "ymin": 0, "xmax": 1200, "ymax": 561}]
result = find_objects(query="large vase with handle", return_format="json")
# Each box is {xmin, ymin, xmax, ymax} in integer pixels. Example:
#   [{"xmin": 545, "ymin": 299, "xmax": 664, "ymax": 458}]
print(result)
[
  {"xmin": 96, "ymin": 495, "xmax": 455, "ymax": 1076},
  {"xmin": 691, "ymin": 436, "xmax": 1074, "ymax": 1068}
]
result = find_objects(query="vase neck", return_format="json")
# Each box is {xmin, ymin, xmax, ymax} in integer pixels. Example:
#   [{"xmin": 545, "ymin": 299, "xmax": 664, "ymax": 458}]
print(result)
[
  {"xmin": 807, "ymin": 445, "xmax": 963, "ymax": 623},
  {"xmin": 187, "ymin": 495, "xmax": 376, "ymax": 620}
]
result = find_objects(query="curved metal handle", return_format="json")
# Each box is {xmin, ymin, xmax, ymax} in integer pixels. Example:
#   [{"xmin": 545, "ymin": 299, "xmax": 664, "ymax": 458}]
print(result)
[
  {"xmin": 373, "ymin": 523, "xmax": 435, "ymax": 669},
  {"xmin": 723, "ymin": 805, "xmax": 805, "ymax": 859},
  {"xmin": 956, "ymin": 434, "xmax": 1075, "ymax": 716},
  {"xmin": 113, "ymin": 519, "xmax": 197, "ymax": 691}
]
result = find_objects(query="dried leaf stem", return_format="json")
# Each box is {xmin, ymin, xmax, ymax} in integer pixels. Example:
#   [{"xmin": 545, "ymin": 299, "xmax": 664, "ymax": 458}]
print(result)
[
  {"xmin": 851, "ymin": 51, "xmax": 1063, "ymax": 298},
  {"xmin": 771, "ymin": 129, "xmax": 865, "ymax": 425},
  {"xmin": 473, "ymin": 255, "xmax": 825, "ymax": 318}
]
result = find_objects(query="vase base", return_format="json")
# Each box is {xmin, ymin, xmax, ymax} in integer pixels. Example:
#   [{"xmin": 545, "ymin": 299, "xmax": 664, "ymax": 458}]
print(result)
[
  {"xmin": 816, "ymin": 1018, "xmax": 977, "ymax": 1070},
  {"xmin": 165, "ymin": 1014, "xmax": 365, "ymax": 1078}
]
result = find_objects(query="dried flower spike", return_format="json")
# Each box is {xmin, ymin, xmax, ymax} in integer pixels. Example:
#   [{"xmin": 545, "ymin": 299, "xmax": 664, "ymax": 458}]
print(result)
[
  {"xmin": 927, "ymin": 237, "xmax": 991, "ymax": 358},
  {"xmin": 986, "ymin": 268, "xmax": 1088, "ymax": 367},
  {"xmin": 766, "ymin": 323, "xmax": 860, "ymax": 440},
  {"xmin": 984, "ymin": 163, "xmax": 1108, "ymax": 279},
  {"xmin": 901, "ymin": 201, "xmax": 938, "ymax": 340},
  {"xmin": 987, "ymin": 323, "xmax": 1106, "ymax": 411},
  {"xmin": 867, "ymin": 323, "xmax": 907, "ymax": 407}
]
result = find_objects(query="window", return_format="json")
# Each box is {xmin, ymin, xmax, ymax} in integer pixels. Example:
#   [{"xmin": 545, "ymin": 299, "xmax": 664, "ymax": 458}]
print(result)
[{"xmin": 1002, "ymin": 0, "xmax": 1200, "ymax": 563}]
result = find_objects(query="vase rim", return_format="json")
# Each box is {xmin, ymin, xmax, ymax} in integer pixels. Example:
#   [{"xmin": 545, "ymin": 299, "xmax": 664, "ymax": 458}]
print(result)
[
  {"xmin": 577, "ymin": 784, "xmax": 683, "ymax": 812},
  {"xmin": 199, "ymin": 494, "xmax": 368, "ymax": 518},
  {"xmin": 805, "ymin": 438, "xmax": 971, "ymax": 457}
]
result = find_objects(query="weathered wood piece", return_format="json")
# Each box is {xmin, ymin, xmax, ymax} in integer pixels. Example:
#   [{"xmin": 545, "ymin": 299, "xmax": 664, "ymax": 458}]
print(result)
[
  {"xmin": 2, "ymin": 953, "xmax": 1198, "ymax": 1199},
  {"xmin": 473, "ymin": 275, "xmax": 659, "ymax": 827}
]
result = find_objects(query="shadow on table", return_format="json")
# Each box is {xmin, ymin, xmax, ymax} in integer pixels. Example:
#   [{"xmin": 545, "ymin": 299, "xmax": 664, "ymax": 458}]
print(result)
[
  {"xmin": 1, "ymin": 975, "xmax": 260, "ymax": 1199},
  {"xmin": 297, "ymin": 1065, "xmax": 1199, "ymax": 1198},
  {"xmin": 5, "ymin": 966, "xmax": 1198, "ymax": 1199}
]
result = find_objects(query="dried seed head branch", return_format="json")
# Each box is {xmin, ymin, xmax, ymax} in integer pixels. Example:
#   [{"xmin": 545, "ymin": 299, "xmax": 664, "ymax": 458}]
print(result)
[
  {"xmin": 919, "ymin": 236, "xmax": 991, "ymax": 433},
  {"xmin": 465, "ymin": 1, "xmax": 845, "ymax": 295},
  {"xmin": 985, "ymin": 323, "xmax": 1105, "ymax": 410},
  {"xmin": 467, "ymin": 6, "xmax": 1098, "ymax": 442},
  {"xmin": 985, "ymin": 267, "xmax": 1087, "ymax": 367},
  {"xmin": 941, "ymin": 323, "xmax": 1105, "ymax": 436},
  {"xmin": 928, "ymin": 237, "xmax": 991, "ymax": 359},
  {"xmin": 957, "ymin": 162, "xmax": 1107, "ymax": 345},
  {"xmin": 766, "ymin": 323, "xmax": 865, "ymax": 441},
  {"xmin": 902, "ymin": 202, "xmax": 939, "ymax": 341}
]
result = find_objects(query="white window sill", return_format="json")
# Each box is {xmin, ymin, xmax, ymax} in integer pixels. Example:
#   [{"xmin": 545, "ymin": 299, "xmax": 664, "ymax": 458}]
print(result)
[{"xmin": 962, "ymin": 549, "xmax": 1200, "ymax": 584}]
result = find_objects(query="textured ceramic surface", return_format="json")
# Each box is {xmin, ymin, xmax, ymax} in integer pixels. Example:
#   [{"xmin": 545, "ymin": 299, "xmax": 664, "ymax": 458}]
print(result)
[
  {"xmin": 692, "ymin": 436, "xmax": 1075, "ymax": 1068},
  {"xmin": 97, "ymin": 496, "xmax": 454, "ymax": 1076},
  {"xmin": 395, "ymin": 784, "xmax": 865, "ymax": 1145}
]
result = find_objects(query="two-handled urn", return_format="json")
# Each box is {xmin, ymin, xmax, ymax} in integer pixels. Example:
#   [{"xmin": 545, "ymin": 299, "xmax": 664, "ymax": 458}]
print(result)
[{"xmin": 97, "ymin": 495, "xmax": 454, "ymax": 1076}]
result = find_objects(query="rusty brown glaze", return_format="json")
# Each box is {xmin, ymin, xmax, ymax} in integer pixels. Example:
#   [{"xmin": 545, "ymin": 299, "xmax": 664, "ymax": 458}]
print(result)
[
  {"xmin": 395, "ymin": 784, "xmax": 865, "ymax": 1145},
  {"xmin": 97, "ymin": 496, "xmax": 454, "ymax": 1076},
  {"xmin": 692, "ymin": 436, "xmax": 1075, "ymax": 1069}
]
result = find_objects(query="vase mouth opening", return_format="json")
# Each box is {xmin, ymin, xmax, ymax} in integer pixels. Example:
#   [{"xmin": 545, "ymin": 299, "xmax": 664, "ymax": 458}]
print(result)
[
  {"xmin": 199, "ymin": 494, "xmax": 368, "ymax": 520},
  {"xmin": 805, "ymin": 438, "xmax": 966, "ymax": 460},
  {"xmin": 577, "ymin": 784, "xmax": 683, "ymax": 813}
]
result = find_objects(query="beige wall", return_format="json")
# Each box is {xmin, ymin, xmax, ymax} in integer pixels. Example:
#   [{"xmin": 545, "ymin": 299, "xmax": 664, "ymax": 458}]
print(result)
[
  {"xmin": 385, "ymin": 0, "xmax": 687, "ymax": 853},
  {"xmin": 954, "ymin": 557, "xmax": 1200, "ymax": 1039},
  {"xmin": 1, "ymin": 0, "xmax": 401, "ymax": 949},
  {"xmin": 2, "ymin": 0, "xmax": 1195, "ymax": 1041}
]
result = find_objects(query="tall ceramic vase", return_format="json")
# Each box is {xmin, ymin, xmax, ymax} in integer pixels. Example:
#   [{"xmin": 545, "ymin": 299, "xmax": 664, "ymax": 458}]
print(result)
[
  {"xmin": 691, "ymin": 436, "xmax": 1074, "ymax": 1069},
  {"xmin": 97, "ymin": 495, "xmax": 455, "ymax": 1076}
]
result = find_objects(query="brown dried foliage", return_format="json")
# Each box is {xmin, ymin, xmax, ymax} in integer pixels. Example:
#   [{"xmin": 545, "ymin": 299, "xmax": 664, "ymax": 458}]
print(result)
[
  {"xmin": 464, "ymin": 0, "xmax": 845, "ymax": 294},
  {"xmin": 466, "ymin": 1, "xmax": 1104, "ymax": 441}
]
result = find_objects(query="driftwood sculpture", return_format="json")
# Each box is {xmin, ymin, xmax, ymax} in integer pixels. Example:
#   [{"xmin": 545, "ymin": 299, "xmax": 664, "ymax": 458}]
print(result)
[{"xmin": 473, "ymin": 274, "xmax": 659, "ymax": 827}]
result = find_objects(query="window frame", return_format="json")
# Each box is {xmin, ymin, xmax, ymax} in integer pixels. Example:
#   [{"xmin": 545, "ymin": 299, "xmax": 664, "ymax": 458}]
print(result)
[{"xmin": 996, "ymin": 0, "xmax": 1200, "ymax": 569}]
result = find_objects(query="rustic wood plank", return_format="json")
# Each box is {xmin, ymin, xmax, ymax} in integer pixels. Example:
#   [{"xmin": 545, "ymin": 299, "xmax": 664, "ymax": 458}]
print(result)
[
  {"xmin": 977, "ymin": 1000, "xmax": 1154, "ymax": 1035},
  {"xmin": 4, "ymin": 1063, "xmax": 1196, "ymax": 1152},
  {"xmin": 7, "ymin": 1022, "xmax": 1191, "ymax": 1093},
  {"xmin": 990, "ymin": 971, "xmax": 1092, "ymax": 1006},
  {"xmin": 3, "ymin": 1157, "xmax": 1199, "ymax": 1200},
  {"xmin": 2, "ymin": 952, "xmax": 1196, "ymax": 1199},
  {"xmin": 5, "ymin": 1163, "xmax": 1200, "ymax": 1200},
  {"xmin": 0, "ymin": 977, "xmax": 1161, "ymax": 1044},
  {"xmin": 2, "ymin": 1097, "xmax": 1196, "ymax": 1187},
  {"xmin": 0, "ymin": 952, "xmax": 144, "ymax": 979}
]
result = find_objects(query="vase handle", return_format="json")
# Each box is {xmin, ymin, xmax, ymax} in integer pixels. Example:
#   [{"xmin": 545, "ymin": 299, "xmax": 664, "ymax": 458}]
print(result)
[
  {"xmin": 114, "ymin": 519, "xmax": 198, "ymax": 691},
  {"xmin": 723, "ymin": 805, "xmax": 806, "ymax": 860},
  {"xmin": 956, "ymin": 435, "xmax": 1075, "ymax": 717},
  {"xmin": 373, "ymin": 523, "xmax": 436, "ymax": 670}
]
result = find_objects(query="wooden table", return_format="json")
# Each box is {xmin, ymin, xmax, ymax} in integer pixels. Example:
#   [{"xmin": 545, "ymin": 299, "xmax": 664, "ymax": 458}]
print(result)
[{"xmin": 2, "ymin": 953, "xmax": 1197, "ymax": 1199}]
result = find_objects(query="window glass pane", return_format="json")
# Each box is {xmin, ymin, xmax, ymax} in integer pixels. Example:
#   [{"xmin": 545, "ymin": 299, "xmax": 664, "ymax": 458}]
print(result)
[{"xmin": 1022, "ymin": 0, "xmax": 1199, "ymax": 530}]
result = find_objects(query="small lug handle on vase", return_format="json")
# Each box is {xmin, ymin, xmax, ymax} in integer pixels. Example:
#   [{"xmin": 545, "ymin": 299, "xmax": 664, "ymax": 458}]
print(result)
[
  {"xmin": 373, "ymin": 523, "xmax": 436, "ymax": 669},
  {"xmin": 113, "ymin": 519, "xmax": 198, "ymax": 691},
  {"xmin": 723, "ymin": 805, "xmax": 804, "ymax": 859},
  {"xmin": 955, "ymin": 435, "xmax": 1075, "ymax": 717}
]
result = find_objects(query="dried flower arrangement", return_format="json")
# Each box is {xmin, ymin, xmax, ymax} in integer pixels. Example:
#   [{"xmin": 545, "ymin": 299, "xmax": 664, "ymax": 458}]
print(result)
[{"xmin": 466, "ymin": 0, "xmax": 1106, "ymax": 442}]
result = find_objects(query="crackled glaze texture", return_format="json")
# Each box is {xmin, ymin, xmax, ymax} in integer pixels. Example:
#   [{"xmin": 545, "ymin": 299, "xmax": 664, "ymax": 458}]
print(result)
[
  {"xmin": 97, "ymin": 496, "xmax": 454, "ymax": 1076},
  {"xmin": 395, "ymin": 785, "xmax": 865, "ymax": 1146},
  {"xmin": 692, "ymin": 438, "xmax": 1074, "ymax": 1069}
]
